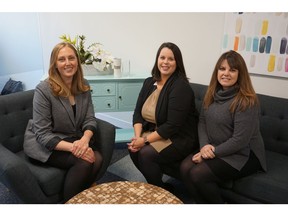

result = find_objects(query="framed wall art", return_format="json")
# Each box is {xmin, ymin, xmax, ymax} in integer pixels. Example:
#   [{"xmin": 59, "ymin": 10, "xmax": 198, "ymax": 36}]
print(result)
[{"xmin": 222, "ymin": 12, "xmax": 288, "ymax": 78}]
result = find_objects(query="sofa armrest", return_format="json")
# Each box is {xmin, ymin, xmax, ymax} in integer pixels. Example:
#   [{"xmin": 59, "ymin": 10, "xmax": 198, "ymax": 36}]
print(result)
[
  {"xmin": 94, "ymin": 118, "xmax": 116, "ymax": 180},
  {"xmin": 0, "ymin": 144, "xmax": 51, "ymax": 203}
]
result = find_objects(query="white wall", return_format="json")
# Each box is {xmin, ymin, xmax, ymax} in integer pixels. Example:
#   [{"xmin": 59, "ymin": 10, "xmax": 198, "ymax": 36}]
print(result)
[
  {"xmin": 0, "ymin": 13, "xmax": 43, "ymax": 91},
  {"xmin": 39, "ymin": 12, "xmax": 224, "ymax": 78},
  {"xmin": 1, "ymin": 12, "xmax": 287, "ymax": 98},
  {"xmin": 38, "ymin": 12, "xmax": 287, "ymax": 99}
]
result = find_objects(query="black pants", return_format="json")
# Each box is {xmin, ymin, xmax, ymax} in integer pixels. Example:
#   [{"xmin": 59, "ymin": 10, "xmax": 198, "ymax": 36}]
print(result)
[
  {"xmin": 180, "ymin": 151, "xmax": 261, "ymax": 204},
  {"xmin": 46, "ymin": 140, "xmax": 102, "ymax": 203},
  {"xmin": 129, "ymin": 145, "xmax": 166, "ymax": 187}
]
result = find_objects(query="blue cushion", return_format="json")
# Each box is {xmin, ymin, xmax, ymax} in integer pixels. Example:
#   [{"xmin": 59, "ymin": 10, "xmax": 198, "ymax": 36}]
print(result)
[
  {"xmin": 17, "ymin": 152, "xmax": 66, "ymax": 197},
  {"xmin": 258, "ymin": 94, "xmax": 288, "ymax": 154},
  {"xmin": 232, "ymin": 151, "xmax": 288, "ymax": 203}
]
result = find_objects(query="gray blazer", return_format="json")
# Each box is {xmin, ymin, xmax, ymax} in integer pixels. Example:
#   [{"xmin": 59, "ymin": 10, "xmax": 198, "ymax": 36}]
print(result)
[{"xmin": 24, "ymin": 80, "xmax": 97, "ymax": 162}]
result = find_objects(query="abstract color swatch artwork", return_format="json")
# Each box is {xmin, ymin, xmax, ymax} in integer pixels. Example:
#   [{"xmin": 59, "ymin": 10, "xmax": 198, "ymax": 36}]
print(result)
[{"xmin": 222, "ymin": 12, "xmax": 288, "ymax": 78}]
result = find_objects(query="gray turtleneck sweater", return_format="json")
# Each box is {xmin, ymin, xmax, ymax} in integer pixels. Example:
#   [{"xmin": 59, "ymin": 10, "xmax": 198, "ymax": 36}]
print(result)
[{"xmin": 198, "ymin": 86, "xmax": 266, "ymax": 171}]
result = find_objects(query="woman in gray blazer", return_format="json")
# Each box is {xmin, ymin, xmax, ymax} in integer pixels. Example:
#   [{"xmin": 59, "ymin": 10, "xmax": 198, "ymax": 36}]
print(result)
[
  {"xmin": 180, "ymin": 50, "xmax": 266, "ymax": 203},
  {"xmin": 24, "ymin": 42, "xmax": 102, "ymax": 202}
]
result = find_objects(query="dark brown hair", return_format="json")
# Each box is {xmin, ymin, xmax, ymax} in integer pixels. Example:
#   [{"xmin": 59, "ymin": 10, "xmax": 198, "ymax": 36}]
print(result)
[{"xmin": 151, "ymin": 42, "xmax": 189, "ymax": 82}]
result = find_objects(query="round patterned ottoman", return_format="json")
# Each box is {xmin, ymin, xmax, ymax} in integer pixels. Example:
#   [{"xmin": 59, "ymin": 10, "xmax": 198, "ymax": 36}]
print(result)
[{"xmin": 66, "ymin": 181, "xmax": 183, "ymax": 204}]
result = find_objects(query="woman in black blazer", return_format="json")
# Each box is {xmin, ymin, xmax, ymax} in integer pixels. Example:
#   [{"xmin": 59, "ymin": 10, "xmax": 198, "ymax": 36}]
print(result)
[
  {"xmin": 24, "ymin": 42, "xmax": 102, "ymax": 202},
  {"xmin": 128, "ymin": 42, "xmax": 199, "ymax": 191}
]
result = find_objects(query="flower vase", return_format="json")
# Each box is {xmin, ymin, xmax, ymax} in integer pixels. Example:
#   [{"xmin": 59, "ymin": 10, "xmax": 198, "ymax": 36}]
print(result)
[
  {"xmin": 113, "ymin": 58, "xmax": 122, "ymax": 78},
  {"xmin": 82, "ymin": 64, "xmax": 114, "ymax": 76}
]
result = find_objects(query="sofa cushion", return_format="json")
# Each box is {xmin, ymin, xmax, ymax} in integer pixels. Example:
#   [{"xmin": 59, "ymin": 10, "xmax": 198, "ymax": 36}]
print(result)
[
  {"xmin": 17, "ymin": 151, "xmax": 66, "ymax": 197},
  {"xmin": 258, "ymin": 94, "xmax": 288, "ymax": 155},
  {"xmin": 231, "ymin": 150, "xmax": 288, "ymax": 203},
  {"xmin": 190, "ymin": 83, "xmax": 207, "ymax": 113},
  {"xmin": 0, "ymin": 90, "xmax": 33, "ymax": 153}
]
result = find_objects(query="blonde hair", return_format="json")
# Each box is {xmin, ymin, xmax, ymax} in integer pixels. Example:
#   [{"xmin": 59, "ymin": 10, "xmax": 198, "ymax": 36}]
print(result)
[
  {"xmin": 48, "ymin": 42, "xmax": 90, "ymax": 97},
  {"xmin": 204, "ymin": 50, "xmax": 258, "ymax": 113}
]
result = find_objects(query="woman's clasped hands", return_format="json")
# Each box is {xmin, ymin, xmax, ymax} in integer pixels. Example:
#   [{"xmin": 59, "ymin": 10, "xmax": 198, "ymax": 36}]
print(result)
[
  {"xmin": 71, "ymin": 138, "xmax": 96, "ymax": 163},
  {"xmin": 127, "ymin": 136, "xmax": 144, "ymax": 152},
  {"xmin": 192, "ymin": 144, "xmax": 215, "ymax": 164}
]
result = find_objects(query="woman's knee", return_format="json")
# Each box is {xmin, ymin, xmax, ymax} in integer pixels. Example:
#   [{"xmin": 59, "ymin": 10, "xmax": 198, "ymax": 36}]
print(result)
[
  {"xmin": 94, "ymin": 151, "xmax": 103, "ymax": 163},
  {"xmin": 138, "ymin": 145, "xmax": 158, "ymax": 163},
  {"xmin": 74, "ymin": 159, "xmax": 94, "ymax": 173},
  {"xmin": 180, "ymin": 154, "xmax": 194, "ymax": 176},
  {"xmin": 188, "ymin": 162, "xmax": 215, "ymax": 184}
]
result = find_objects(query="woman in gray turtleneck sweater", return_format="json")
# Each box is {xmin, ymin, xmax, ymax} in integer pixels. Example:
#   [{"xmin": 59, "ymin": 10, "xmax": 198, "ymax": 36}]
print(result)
[{"xmin": 180, "ymin": 50, "xmax": 266, "ymax": 204}]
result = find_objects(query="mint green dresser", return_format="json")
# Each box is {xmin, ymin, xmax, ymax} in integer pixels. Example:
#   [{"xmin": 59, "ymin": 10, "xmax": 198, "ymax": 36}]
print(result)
[{"xmin": 85, "ymin": 76, "xmax": 146, "ymax": 112}]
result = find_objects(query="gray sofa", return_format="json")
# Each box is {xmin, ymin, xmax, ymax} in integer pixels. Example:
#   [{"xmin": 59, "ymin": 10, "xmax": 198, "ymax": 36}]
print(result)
[
  {"xmin": 0, "ymin": 89, "xmax": 116, "ymax": 204},
  {"xmin": 191, "ymin": 83, "xmax": 288, "ymax": 204}
]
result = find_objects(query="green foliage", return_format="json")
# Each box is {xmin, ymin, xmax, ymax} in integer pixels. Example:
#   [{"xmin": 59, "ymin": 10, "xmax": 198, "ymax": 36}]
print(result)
[
  {"xmin": 59, "ymin": 34, "xmax": 93, "ymax": 64},
  {"xmin": 59, "ymin": 34, "xmax": 114, "ymax": 71}
]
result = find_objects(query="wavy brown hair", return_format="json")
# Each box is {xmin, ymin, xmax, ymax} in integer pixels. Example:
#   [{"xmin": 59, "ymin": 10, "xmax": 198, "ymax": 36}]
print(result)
[
  {"xmin": 203, "ymin": 50, "xmax": 258, "ymax": 112},
  {"xmin": 48, "ymin": 42, "xmax": 90, "ymax": 97}
]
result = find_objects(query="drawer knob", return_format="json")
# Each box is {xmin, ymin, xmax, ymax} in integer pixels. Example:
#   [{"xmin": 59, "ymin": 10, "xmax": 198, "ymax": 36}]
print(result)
[
  {"xmin": 107, "ymin": 89, "xmax": 110, "ymax": 93},
  {"xmin": 119, "ymin": 96, "xmax": 122, "ymax": 100},
  {"xmin": 107, "ymin": 103, "xmax": 111, "ymax": 107}
]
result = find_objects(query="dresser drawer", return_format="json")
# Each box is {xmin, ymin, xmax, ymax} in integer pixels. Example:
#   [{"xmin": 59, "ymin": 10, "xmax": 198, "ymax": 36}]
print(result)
[
  {"xmin": 90, "ymin": 83, "xmax": 116, "ymax": 96},
  {"xmin": 87, "ymin": 77, "xmax": 145, "ymax": 112},
  {"xmin": 92, "ymin": 96, "xmax": 116, "ymax": 111}
]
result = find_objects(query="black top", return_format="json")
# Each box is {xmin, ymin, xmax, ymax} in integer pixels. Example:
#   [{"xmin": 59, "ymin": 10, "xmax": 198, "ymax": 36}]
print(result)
[
  {"xmin": 133, "ymin": 73, "xmax": 199, "ymax": 160},
  {"xmin": 72, "ymin": 104, "xmax": 76, "ymax": 117}
]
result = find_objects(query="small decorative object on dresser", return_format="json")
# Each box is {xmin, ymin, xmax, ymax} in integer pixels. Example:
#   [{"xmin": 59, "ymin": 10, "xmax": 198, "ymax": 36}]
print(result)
[
  {"xmin": 113, "ymin": 58, "xmax": 122, "ymax": 78},
  {"xmin": 82, "ymin": 64, "xmax": 113, "ymax": 76}
]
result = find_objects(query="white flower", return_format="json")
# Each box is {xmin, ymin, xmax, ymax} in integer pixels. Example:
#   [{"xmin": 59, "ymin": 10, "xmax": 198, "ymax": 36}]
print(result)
[
  {"xmin": 59, "ymin": 34, "xmax": 114, "ymax": 72},
  {"xmin": 89, "ymin": 43, "xmax": 114, "ymax": 71}
]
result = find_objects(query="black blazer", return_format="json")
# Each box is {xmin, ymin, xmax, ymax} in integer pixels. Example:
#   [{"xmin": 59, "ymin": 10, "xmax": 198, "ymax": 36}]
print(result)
[{"xmin": 133, "ymin": 73, "xmax": 199, "ymax": 158}]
